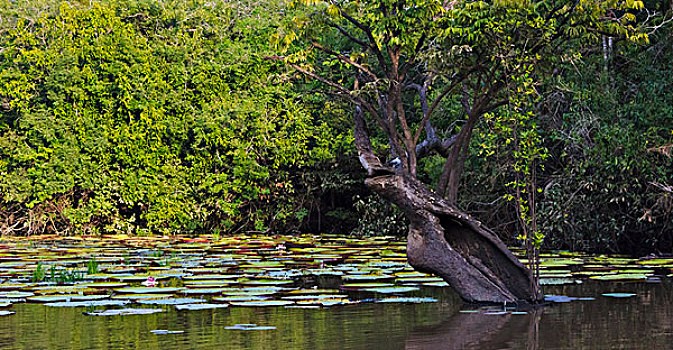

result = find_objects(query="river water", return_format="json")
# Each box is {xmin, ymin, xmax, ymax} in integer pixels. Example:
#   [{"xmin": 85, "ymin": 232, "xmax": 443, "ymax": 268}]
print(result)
[{"xmin": 0, "ymin": 280, "xmax": 671, "ymax": 349}]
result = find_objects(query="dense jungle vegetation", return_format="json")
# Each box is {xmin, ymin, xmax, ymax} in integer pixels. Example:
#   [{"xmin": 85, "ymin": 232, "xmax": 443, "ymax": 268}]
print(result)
[{"xmin": 0, "ymin": 0, "xmax": 671, "ymax": 255}]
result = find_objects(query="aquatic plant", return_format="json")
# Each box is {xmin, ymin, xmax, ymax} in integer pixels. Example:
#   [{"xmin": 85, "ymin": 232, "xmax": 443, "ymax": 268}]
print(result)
[
  {"xmin": 86, "ymin": 257, "xmax": 99, "ymax": 275},
  {"xmin": 32, "ymin": 262, "xmax": 46, "ymax": 282}
]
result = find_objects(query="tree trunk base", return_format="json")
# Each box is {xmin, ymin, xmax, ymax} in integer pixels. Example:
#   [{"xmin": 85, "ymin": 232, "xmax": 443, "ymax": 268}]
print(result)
[{"xmin": 365, "ymin": 174, "xmax": 542, "ymax": 304}]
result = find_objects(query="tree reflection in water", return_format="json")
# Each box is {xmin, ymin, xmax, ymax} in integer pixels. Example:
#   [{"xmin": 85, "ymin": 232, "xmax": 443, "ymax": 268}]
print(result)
[{"xmin": 406, "ymin": 308, "xmax": 543, "ymax": 350}]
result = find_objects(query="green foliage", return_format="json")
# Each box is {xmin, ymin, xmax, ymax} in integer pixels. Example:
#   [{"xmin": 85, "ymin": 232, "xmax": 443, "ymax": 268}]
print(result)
[
  {"xmin": 32, "ymin": 262, "xmax": 46, "ymax": 282},
  {"xmin": 54, "ymin": 268, "xmax": 84, "ymax": 284},
  {"xmin": 461, "ymin": 5, "xmax": 672, "ymax": 254},
  {"xmin": 0, "ymin": 0, "xmax": 348, "ymax": 235},
  {"xmin": 352, "ymin": 195, "xmax": 407, "ymax": 237},
  {"xmin": 536, "ymin": 21, "xmax": 673, "ymax": 253},
  {"xmin": 86, "ymin": 256, "xmax": 99, "ymax": 275}
]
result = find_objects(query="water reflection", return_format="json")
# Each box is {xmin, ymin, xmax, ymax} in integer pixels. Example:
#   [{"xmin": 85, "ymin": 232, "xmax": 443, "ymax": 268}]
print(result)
[
  {"xmin": 406, "ymin": 308, "xmax": 543, "ymax": 350},
  {"xmin": 1, "ymin": 281, "xmax": 672, "ymax": 349}
]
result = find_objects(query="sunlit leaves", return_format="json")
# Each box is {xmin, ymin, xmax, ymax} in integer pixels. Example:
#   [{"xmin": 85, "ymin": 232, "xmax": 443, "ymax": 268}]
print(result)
[{"xmin": 0, "ymin": 0, "xmax": 348, "ymax": 235}]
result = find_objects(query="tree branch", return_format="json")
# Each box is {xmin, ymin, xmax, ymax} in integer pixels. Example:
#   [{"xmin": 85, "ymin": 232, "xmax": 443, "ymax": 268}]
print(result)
[
  {"xmin": 311, "ymin": 42, "xmax": 378, "ymax": 81},
  {"xmin": 330, "ymin": 1, "xmax": 389, "ymax": 75}
]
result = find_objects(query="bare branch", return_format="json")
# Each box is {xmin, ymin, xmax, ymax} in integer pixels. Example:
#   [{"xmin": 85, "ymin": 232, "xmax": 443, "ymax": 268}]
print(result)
[
  {"xmin": 415, "ymin": 74, "xmax": 466, "ymax": 144},
  {"xmin": 324, "ymin": 19, "xmax": 369, "ymax": 49},
  {"xmin": 481, "ymin": 99, "xmax": 509, "ymax": 115},
  {"xmin": 330, "ymin": 1, "xmax": 389, "ymax": 75}
]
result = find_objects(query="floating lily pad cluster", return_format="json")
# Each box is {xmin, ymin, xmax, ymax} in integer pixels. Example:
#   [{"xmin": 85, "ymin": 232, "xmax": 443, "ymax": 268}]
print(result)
[
  {"xmin": 0, "ymin": 235, "xmax": 445, "ymax": 315},
  {"xmin": 521, "ymin": 251, "xmax": 673, "ymax": 287},
  {"xmin": 0, "ymin": 236, "xmax": 671, "ymax": 313}
]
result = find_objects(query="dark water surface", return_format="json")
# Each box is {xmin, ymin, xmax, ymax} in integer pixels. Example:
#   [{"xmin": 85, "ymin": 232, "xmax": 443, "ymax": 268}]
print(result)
[{"xmin": 0, "ymin": 281, "xmax": 671, "ymax": 349}]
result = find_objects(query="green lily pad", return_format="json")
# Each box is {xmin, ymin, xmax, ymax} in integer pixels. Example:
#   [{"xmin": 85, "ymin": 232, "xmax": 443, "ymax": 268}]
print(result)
[
  {"xmin": 225, "ymin": 324, "xmax": 276, "ymax": 331},
  {"xmin": 540, "ymin": 258, "xmax": 585, "ymax": 267},
  {"xmin": 27, "ymin": 294, "xmax": 111, "ymax": 303},
  {"xmin": 111, "ymin": 294, "xmax": 174, "ymax": 300},
  {"xmin": 183, "ymin": 275, "xmax": 240, "ymax": 281},
  {"xmin": 138, "ymin": 298, "xmax": 205, "ymax": 305},
  {"xmin": 422, "ymin": 281, "xmax": 450, "ymax": 287},
  {"xmin": 114, "ymin": 287, "xmax": 182, "ymax": 294},
  {"xmin": 602, "ymin": 293, "xmax": 636, "ymax": 298},
  {"xmin": 295, "ymin": 299, "xmax": 355, "ymax": 307},
  {"xmin": 636, "ymin": 259, "xmax": 673, "ymax": 266},
  {"xmin": 590, "ymin": 274, "xmax": 648, "ymax": 281},
  {"xmin": 238, "ymin": 279, "xmax": 294, "ymax": 286},
  {"xmin": 182, "ymin": 288, "xmax": 233, "ymax": 295},
  {"xmin": 212, "ymin": 296, "xmax": 269, "ymax": 303},
  {"xmin": 83, "ymin": 282, "xmax": 129, "ymax": 289},
  {"xmin": 174, "ymin": 303, "xmax": 229, "ymax": 311},
  {"xmin": 281, "ymin": 294, "xmax": 347, "ymax": 301},
  {"xmin": 0, "ymin": 283, "xmax": 31, "ymax": 290},
  {"xmin": 229, "ymin": 300, "xmax": 295, "ymax": 307},
  {"xmin": 376, "ymin": 297, "xmax": 437, "ymax": 303},
  {"xmin": 342, "ymin": 274, "xmax": 394, "ymax": 281},
  {"xmin": 84, "ymin": 308, "xmax": 164, "ymax": 316},
  {"xmin": 0, "ymin": 292, "xmax": 34, "ymax": 298},
  {"xmin": 395, "ymin": 277, "xmax": 444, "ymax": 284},
  {"xmin": 592, "ymin": 257, "xmax": 637, "ymax": 265},
  {"xmin": 286, "ymin": 289, "xmax": 340, "ymax": 295},
  {"xmin": 221, "ymin": 290, "xmax": 278, "ymax": 296},
  {"xmin": 540, "ymin": 278, "xmax": 582, "ymax": 286},
  {"xmin": 150, "ymin": 330, "xmax": 184, "ymax": 335},
  {"xmin": 45, "ymin": 300, "xmax": 129, "ymax": 307},
  {"xmin": 362, "ymin": 286, "xmax": 419, "ymax": 294}
]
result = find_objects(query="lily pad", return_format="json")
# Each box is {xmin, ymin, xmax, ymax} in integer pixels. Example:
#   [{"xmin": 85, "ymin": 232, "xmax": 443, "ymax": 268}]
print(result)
[
  {"xmin": 45, "ymin": 300, "xmax": 129, "ymax": 307},
  {"xmin": 376, "ymin": 297, "xmax": 438, "ymax": 303},
  {"xmin": 229, "ymin": 300, "xmax": 294, "ymax": 307},
  {"xmin": 0, "ymin": 292, "xmax": 34, "ymax": 298},
  {"xmin": 84, "ymin": 308, "xmax": 164, "ymax": 316},
  {"xmin": 295, "ymin": 299, "xmax": 356, "ymax": 307},
  {"xmin": 602, "ymin": 293, "xmax": 636, "ymax": 298},
  {"xmin": 362, "ymin": 286, "xmax": 419, "ymax": 294},
  {"xmin": 182, "ymin": 288, "xmax": 233, "ymax": 295},
  {"xmin": 590, "ymin": 274, "xmax": 648, "ymax": 281},
  {"xmin": 175, "ymin": 303, "xmax": 229, "ymax": 311},
  {"xmin": 395, "ymin": 277, "xmax": 444, "ymax": 284},
  {"xmin": 636, "ymin": 258, "xmax": 673, "ymax": 266},
  {"xmin": 0, "ymin": 283, "xmax": 31, "ymax": 290},
  {"xmin": 238, "ymin": 279, "xmax": 294, "ymax": 286},
  {"xmin": 150, "ymin": 330, "xmax": 184, "ymax": 335},
  {"xmin": 342, "ymin": 274, "xmax": 394, "ymax": 281},
  {"xmin": 83, "ymin": 282, "xmax": 129, "ymax": 289},
  {"xmin": 138, "ymin": 298, "xmax": 205, "ymax": 305},
  {"xmin": 544, "ymin": 295, "xmax": 577, "ymax": 303},
  {"xmin": 27, "ymin": 294, "xmax": 111, "ymax": 303},
  {"xmin": 286, "ymin": 289, "xmax": 340, "ymax": 295},
  {"xmin": 421, "ymin": 281, "xmax": 450, "ymax": 287},
  {"xmin": 225, "ymin": 324, "xmax": 276, "ymax": 331},
  {"xmin": 281, "ymin": 294, "xmax": 347, "ymax": 301},
  {"xmin": 540, "ymin": 278, "xmax": 582, "ymax": 286},
  {"xmin": 212, "ymin": 296, "xmax": 269, "ymax": 303},
  {"xmin": 114, "ymin": 287, "xmax": 183, "ymax": 294},
  {"xmin": 111, "ymin": 294, "xmax": 174, "ymax": 300}
]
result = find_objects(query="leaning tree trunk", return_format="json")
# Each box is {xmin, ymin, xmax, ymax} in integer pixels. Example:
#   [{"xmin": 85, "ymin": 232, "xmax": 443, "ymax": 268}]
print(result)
[
  {"xmin": 352, "ymin": 106, "xmax": 540, "ymax": 304},
  {"xmin": 366, "ymin": 174, "xmax": 542, "ymax": 304}
]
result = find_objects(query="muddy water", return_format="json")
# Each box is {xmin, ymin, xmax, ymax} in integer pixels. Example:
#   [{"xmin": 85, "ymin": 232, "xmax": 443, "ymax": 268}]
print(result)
[{"xmin": 0, "ymin": 281, "xmax": 671, "ymax": 349}]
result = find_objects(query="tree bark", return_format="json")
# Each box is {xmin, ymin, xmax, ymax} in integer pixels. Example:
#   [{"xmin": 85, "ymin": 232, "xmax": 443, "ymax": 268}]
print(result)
[
  {"xmin": 352, "ymin": 105, "xmax": 540, "ymax": 304},
  {"xmin": 365, "ymin": 174, "xmax": 542, "ymax": 304}
]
